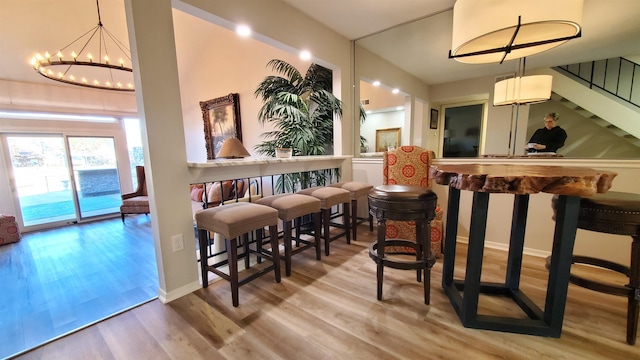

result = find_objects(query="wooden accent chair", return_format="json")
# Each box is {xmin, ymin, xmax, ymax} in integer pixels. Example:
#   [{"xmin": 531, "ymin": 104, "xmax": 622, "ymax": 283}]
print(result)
[
  {"xmin": 383, "ymin": 146, "xmax": 444, "ymax": 256},
  {"xmin": 120, "ymin": 166, "xmax": 150, "ymax": 222}
]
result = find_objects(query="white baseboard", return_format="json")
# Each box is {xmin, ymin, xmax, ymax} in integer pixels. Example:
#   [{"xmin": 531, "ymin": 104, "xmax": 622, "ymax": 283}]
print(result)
[
  {"xmin": 455, "ymin": 236, "xmax": 551, "ymax": 259},
  {"xmin": 158, "ymin": 281, "xmax": 202, "ymax": 304}
]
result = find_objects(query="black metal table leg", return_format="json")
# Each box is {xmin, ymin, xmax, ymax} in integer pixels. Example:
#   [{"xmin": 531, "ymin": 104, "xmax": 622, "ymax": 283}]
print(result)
[{"xmin": 442, "ymin": 191, "xmax": 581, "ymax": 337}]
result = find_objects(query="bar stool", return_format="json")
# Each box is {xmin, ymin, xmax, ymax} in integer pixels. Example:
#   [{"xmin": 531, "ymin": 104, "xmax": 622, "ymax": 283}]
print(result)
[
  {"xmin": 257, "ymin": 194, "xmax": 322, "ymax": 276},
  {"xmin": 195, "ymin": 202, "xmax": 281, "ymax": 307},
  {"xmin": 551, "ymin": 191, "xmax": 640, "ymax": 344},
  {"xmin": 368, "ymin": 184, "xmax": 438, "ymax": 304},
  {"xmin": 297, "ymin": 186, "xmax": 351, "ymax": 256},
  {"xmin": 330, "ymin": 181, "xmax": 373, "ymax": 241}
]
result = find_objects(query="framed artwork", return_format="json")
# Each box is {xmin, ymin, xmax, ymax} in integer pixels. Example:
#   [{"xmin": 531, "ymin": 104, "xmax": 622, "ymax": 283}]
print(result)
[
  {"xmin": 200, "ymin": 93, "xmax": 242, "ymax": 160},
  {"xmin": 430, "ymin": 108, "xmax": 439, "ymax": 129},
  {"xmin": 375, "ymin": 127, "xmax": 401, "ymax": 152}
]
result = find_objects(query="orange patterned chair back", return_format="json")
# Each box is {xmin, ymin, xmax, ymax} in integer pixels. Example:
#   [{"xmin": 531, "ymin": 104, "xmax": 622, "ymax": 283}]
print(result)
[
  {"xmin": 383, "ymin": 146, "xmax": 434, "ymax": 187},
  {"xmin": 382, "ymin": 146, "xmax": 443, "ymax": 257}
]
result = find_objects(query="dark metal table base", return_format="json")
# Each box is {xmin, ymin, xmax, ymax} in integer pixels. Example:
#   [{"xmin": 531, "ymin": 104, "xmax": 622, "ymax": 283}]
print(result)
[{"xmin": 442, "ymin": 188, "xmax": 580, "ymax": 337}]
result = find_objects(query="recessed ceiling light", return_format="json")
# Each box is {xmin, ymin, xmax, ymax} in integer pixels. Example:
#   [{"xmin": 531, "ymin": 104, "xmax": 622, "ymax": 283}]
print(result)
[
  {"xmin": 299, "ymin": 50, "xmax": 312, "ymax": 60},
  {"xmin": 392, "ymin": 88, "xmax": 400, "ymax": 94},
  {"xmin": 372, "ymin": 81, "xmax": 381, "ymax": 87},
  {"xmin": 236, "ymin": 24, "xmax": 252, "ymax": 37}
]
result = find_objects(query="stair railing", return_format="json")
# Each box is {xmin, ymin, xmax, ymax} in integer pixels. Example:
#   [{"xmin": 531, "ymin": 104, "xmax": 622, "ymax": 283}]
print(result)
[{"xmin": 555, "ymin": 57, "xmax": 639, "ymax": 109}]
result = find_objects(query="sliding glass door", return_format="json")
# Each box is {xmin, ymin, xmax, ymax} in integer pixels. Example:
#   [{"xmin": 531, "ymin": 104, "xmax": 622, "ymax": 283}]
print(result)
[
  {"xmin": 67, "ymin": 136, "xmax": 122, "ymax": 218},
  {"xmin": 6, "ymin": 135, "xmax": 76, "ymax": 226},
  {"xmin": 5, "ymin": 134, "xmax": 121, "ymax": 228}
]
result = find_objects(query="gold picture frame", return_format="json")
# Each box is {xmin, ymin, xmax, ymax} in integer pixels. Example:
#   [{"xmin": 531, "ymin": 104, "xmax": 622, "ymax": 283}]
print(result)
[
  {"xmin": 375, "ymin": 127, "xmax": 401, "ymax": 152},
  {"xmin": 200, "ymin": 93, "xmax": 242, "ymax": 160}
]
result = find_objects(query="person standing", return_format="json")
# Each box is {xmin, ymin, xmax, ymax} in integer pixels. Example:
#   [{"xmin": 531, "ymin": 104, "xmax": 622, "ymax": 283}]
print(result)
[{"xmin": 526, "ymin": 112, "xmax": 567, "ymax": 153}]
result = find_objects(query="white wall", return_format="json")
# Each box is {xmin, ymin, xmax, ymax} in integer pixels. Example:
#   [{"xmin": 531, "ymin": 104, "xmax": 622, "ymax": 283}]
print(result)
[
  {"xmin": 172, "ymin": 9, "xmax": 312, "ymax": 162},
  {"xmin": 361, "ymin": 110, "xmax": 405, "ymax": 153}
]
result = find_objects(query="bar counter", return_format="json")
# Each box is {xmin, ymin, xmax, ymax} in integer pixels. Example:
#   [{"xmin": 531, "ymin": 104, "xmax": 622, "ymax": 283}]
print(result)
[{"xmin": 187, "ymin": 155, "xmax": 351, "ymax": 184}]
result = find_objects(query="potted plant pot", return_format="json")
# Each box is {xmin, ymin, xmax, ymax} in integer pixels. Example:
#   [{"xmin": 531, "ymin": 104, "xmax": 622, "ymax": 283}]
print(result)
[{"xmin": 275, "ymin": 147, "xmax": 293, "ymax": 158}]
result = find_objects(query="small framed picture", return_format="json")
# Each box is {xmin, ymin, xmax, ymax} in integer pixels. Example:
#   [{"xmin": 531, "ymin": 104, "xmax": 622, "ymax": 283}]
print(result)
[
  {"xmin": 430, "ymin": 108, "xmax": 439, "ymax": 129},
  {"xmin": 375, "ymin": 127, "xmax": 401, "ymax": 152}
]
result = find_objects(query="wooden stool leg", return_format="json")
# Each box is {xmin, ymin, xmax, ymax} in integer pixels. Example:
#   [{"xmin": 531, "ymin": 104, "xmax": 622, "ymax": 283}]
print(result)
[
  {"xmin": 284, "ymin": 220, "xmax": 293, "ymax": 277},
  {"xmin": 416, "ymin": 222, "xmax": 424, "ymax": 283},
  {"xmin": 351, "ymin": 199, "xmax": 358, "ymax": 241},
  {"xmin": 295, "ymin": 218, "xmax": 301, "ymax": 247},
  {"xmin": 323, "ymin": 208, "xmax": 331, "ymax": 256},
  {"xmin": 243, "ymin": 233, "xmax": 250, "ymax": 270},
  {"xmin": 314, "ymin": 212, "xmax": 322, "ymax": 260},
  {"xmin": 256, "ymin": 228, "xmax": 263, "ymax": 264},
  {"xmin": 421, "ymin": 222, "xmax": 431, "ymax": 305},
  {"xmin": 227, "ymin": 237, "xmax": 239, "ymax": 307},
  {"xmin": 376, "ymin": 217, "xmax": 386, "ymax": 300},
  {"xmin": 269, "ymin": 225, "xmax": 282, "ymax": 283},
  {"xmin": 628, "ymin": 235, "xmax": 640, "ymax": 345},
  {"xmin": 198, "ymin": 229, "xmax": 209, "ymax": 288},
  {"xmin": 343, "ymin": 202, "xmax": 351, "ymax": 245}
]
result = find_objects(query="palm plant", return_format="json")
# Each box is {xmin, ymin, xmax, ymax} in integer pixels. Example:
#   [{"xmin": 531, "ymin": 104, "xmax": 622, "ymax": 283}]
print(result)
[{"xmin": 255, "ymin": 59, "xmax": 342, "ymax": 191}]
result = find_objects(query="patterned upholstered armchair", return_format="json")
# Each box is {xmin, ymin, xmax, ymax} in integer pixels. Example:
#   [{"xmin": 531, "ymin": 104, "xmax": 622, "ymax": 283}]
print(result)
[
  {"xmin": 120, "ymin": 166, "xmax": 150, "ymax": 222},
  {"xmin": 383, "ymin": 146, "xmax": 444, "ymax": 257}
]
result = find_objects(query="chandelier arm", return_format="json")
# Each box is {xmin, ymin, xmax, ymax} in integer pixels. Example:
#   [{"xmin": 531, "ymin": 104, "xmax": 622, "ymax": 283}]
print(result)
[
  {"xmin": 74, "ymin": 27, "xmax": 101, "ymax": 59},
  {"xmin": 102, "ymin": 27, "xmax": 132, "ymax": 61},
  {"xmin": 58, "ymin": 26, "xmax": 99, "ymax": 53}
]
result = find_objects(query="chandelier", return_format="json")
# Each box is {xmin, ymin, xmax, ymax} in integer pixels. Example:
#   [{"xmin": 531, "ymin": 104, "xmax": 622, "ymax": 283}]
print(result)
[{"xmin": 30, "ymin": 0, "xmax": 134, "ymax": 91}]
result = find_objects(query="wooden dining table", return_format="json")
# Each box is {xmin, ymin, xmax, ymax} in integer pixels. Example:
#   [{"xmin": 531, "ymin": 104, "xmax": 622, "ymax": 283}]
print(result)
[{"xmin": 430, "ymin": 163, "xmax": 617, "ymax": 337}]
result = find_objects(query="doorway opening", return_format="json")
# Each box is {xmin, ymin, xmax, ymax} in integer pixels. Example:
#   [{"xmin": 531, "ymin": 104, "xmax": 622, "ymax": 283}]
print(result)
[{"xmin": 442, "ymin": 103, "xmax": 485, "ymax": 158}]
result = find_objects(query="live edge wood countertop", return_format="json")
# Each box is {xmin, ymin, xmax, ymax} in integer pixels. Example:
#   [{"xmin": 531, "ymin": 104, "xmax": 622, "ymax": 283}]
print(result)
[{"xmin": 430, "ymin": 164, "xmax": 617, "ymax": 196}]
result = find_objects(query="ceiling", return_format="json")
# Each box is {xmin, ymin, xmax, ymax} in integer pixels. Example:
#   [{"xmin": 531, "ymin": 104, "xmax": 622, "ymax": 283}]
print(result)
[
  {"xmin": 283, "ymin": 0, "xmax": 640, "ymax": 85},
  {"xmin": 2, "ymin": 0, "xmax": 640, "ymax": 88}
]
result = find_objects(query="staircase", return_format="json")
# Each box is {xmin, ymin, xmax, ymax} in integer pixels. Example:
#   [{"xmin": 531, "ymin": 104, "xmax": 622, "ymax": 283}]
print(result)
[{"xmin": 550, "ymin": 92, "xmax": 640, "ymax": 148}]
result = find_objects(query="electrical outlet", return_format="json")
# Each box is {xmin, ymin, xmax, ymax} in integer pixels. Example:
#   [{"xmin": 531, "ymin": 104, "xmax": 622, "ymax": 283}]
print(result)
[{"xmin": 171, "ymin": 234, "xmax": 184, "ymax": 252}]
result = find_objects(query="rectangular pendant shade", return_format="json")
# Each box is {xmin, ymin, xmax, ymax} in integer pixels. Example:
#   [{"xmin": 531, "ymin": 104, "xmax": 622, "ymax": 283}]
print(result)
[
  {"xmin": 493, "ymin": 75, "xmax": 552, "ymax": 106},
  {"xmin": 451, "ymin": 0, "xmax": 583, "ymax": 63}
]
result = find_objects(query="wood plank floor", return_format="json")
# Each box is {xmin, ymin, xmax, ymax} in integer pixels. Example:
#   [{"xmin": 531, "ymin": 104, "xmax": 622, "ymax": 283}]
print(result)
[
  {"xmin": 0, "ymin": 215, "xmax": 158, "ymax": 359},
  {"xmin": 13, "ymin": 223, "xmax": 640, "ymax": 359}
]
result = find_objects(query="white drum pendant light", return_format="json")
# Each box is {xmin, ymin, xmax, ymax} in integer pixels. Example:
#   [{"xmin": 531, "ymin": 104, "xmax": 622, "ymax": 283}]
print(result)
[{"xmin": 493, "ymin": 75, "xmax": 553, "ymax": 106}]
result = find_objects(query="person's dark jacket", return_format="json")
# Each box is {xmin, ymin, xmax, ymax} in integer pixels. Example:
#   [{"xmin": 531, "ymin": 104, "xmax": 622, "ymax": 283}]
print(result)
[{"xmin": 527, "ymin": 126, "xmax": 567, "ymax": 153}]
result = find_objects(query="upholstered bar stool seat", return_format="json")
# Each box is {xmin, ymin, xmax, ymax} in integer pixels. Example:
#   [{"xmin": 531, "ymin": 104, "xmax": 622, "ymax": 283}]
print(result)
[
  {"xmin": 195, "ymin": 202, "xmax": 281, "ymax": 307},
  {"xmin": 297, "ymin": 186, "xmax": 351, "ymax": 256},
  {"xmin": 257, "ymin": 194, "xmax": 322, "ymax": 276},
  {"xmin": 368, "ymin": 184, "xmax": 438, "ymax": 304},
  {"xmin": 330, "ymin": 181, "xmax": 374, "ymax": 241},
  {"xmin": 551, "ymin": 191, "xmax": 640, "ymax": 345}
]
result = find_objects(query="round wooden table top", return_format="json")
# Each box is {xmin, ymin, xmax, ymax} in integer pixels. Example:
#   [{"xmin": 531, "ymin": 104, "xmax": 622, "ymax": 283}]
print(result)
[{"xmin": 430, "ymin": 164, "xmax": 617, "ymax": 196}]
